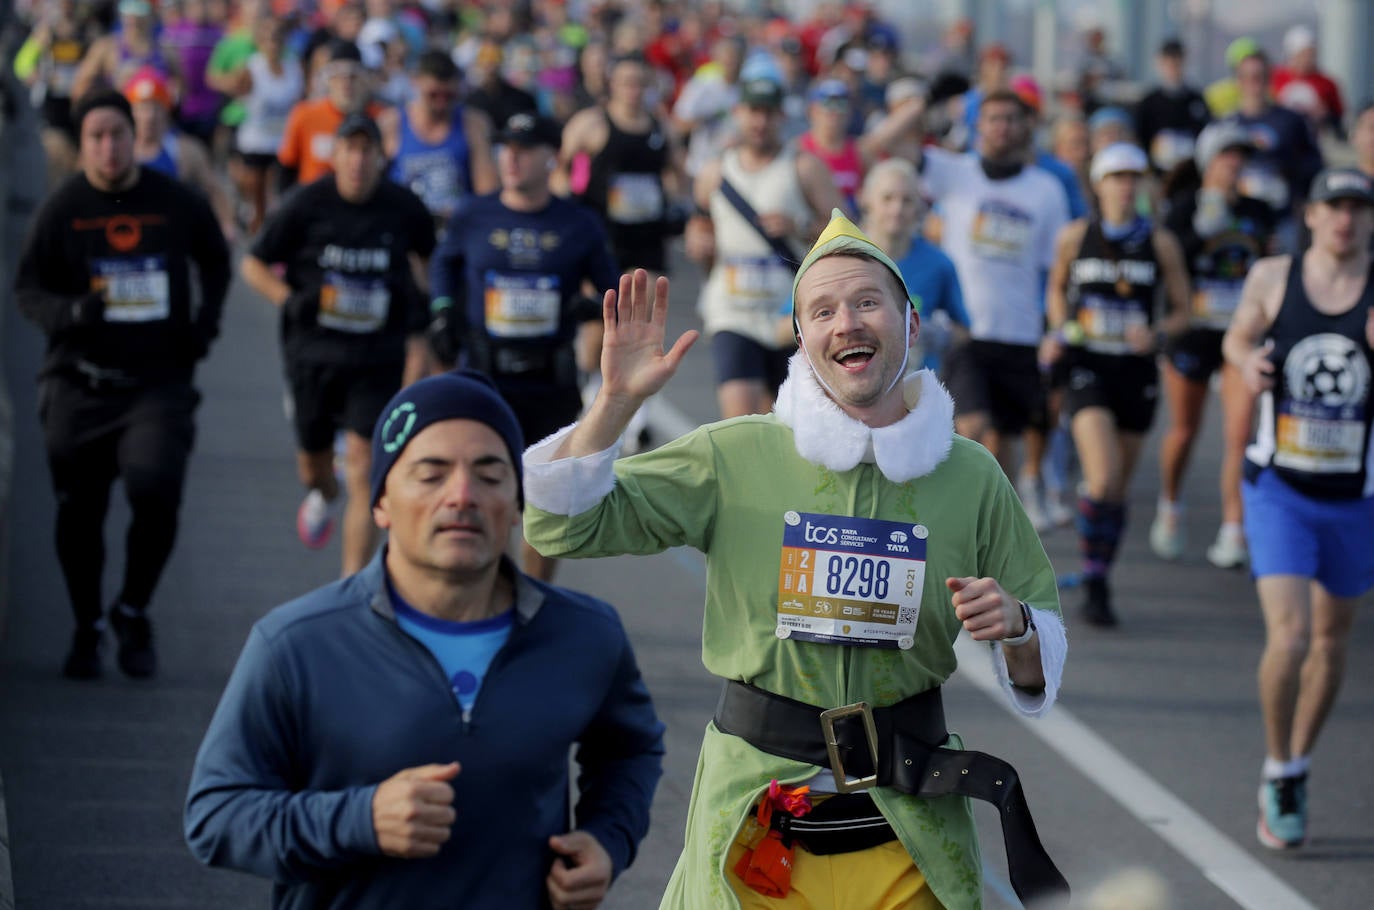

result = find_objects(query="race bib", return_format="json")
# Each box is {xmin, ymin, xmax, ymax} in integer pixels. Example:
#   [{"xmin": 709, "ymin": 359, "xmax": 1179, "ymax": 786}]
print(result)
[
  {"xmin": 969, "ymin": 200, "xmax": 1033, "ymax": 261},
  {"xmin": 1150, "ymin": 129, "xmax": 1196, "ymax": 172},
  {"xmin": 1079, "ymin": 293, "xmax": 1147, "ymax": 354},
  {"xmin": 607, "ymin": 173, "xmax": 664, "ymax": 224},
  {"xmin": 484, "ymin": 272, "xmax": 560, "ymax": 338},
  {"xmin": 1238, "ymin": 164, "xmax": 1289, "ymax": 211},
  {"xmin": 1274, "ymin": 334, "xmax": 1371, "ymax": 474},
  {"xmin": 91, "ymin": 256, "xmax": 170, "ymax": 323},
  {"xmin": 775, "ymin": 511, "xmax": 926, "ymax": 650},
  {"xmin": 319, "ymin": 270, "xmax": 390, "ymax": 333},
  {"xmin": 1191, "ymin": 279, "xmax": 1243, "ymax": 330},
  {"xmin": 309, "ymin": 133, "xmax": 335, "ymax": 166},
  {"xmin": 723, "ymin": 256, "xmax": 793, "ymax": 312}
]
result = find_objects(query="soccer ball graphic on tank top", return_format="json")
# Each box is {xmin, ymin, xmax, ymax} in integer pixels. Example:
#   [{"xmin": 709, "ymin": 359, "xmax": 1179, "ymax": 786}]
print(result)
[{"xmin": 1285, "ymin": 334, "xmax": 1369, "ymax": 409}]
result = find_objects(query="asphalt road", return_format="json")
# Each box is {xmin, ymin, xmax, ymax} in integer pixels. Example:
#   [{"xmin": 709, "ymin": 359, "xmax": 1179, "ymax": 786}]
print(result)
[{"xmin": 1, "ymin": 242, "xmax": 1371, "ymax": 909}]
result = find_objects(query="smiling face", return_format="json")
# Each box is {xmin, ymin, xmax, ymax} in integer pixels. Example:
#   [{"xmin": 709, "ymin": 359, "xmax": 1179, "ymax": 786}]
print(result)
[
  {"xmin": 375, "ymin": 420, "xmax": 520, "ymax": 582},
  {"xmin": 794, "ymin": 253, "xmax": 918, "ymax": 426}
]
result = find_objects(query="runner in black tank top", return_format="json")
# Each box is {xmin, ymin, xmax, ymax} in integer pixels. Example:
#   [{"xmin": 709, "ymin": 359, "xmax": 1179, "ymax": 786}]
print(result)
[
  {"xmin": 581, "ymin": 112, "xmax": 671, "ymax": 271},
  {"xmin": 1222, "ymin": 167, "xmax": 1374, "ymax": 853},
  {"xmin": 1041, "ymin": 144, "xmax": 1190, "ymax": 627}
]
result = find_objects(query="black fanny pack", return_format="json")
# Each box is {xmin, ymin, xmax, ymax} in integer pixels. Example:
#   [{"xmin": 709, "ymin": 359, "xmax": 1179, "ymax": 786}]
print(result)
[
  {"xmin": 714, "ymin": 680, "xmax": 1070, "ymax": 906},
  {"xmin": 465, "ymin": 335, "xmax": 578, "ymax": 387}
]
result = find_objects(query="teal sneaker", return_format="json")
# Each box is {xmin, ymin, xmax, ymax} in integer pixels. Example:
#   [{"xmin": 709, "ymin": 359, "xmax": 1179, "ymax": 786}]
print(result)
[{"xmin": 1257, "ymin": 775, "xmax": 1307, "ymax": 849}]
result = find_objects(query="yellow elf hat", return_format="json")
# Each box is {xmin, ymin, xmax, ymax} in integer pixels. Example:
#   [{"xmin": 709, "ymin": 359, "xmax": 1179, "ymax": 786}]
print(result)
[{"xmin": 790, "ymin": 208, "xmax": 915, "ymax": 308}]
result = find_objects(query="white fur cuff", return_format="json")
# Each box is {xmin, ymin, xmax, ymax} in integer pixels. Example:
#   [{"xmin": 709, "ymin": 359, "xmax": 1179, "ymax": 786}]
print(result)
[
  {"xmin": 521, "ymin": 423, "xmax": 623, "ymax": 516},
  {"xmin": 990, "ymin": 607, "xmax": 1066, "ymax": 717}
]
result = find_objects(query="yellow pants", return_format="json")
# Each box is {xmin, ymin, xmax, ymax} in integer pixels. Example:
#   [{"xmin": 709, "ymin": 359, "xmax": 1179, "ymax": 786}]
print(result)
[{"xmin": 725, "ymin": 838, "xmax": 946, "ymax": 910}]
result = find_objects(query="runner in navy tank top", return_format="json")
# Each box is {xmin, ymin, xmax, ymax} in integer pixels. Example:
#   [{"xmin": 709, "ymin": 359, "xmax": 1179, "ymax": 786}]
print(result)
[{"xmin": 1223, "ymin": 167, "xmax": 1374, "ymax": 852}]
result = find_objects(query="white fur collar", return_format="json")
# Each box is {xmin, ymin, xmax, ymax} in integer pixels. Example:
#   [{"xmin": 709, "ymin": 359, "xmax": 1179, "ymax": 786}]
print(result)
[{"xmin": 773, "ymin": 352, "xmax": 955, "ymax": 482}]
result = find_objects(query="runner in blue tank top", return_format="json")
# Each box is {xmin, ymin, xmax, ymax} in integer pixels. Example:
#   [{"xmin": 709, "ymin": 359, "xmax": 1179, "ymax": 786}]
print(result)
[{"xmin": 380, "ymin": 51, "xmax": 497, "ymax": 227}]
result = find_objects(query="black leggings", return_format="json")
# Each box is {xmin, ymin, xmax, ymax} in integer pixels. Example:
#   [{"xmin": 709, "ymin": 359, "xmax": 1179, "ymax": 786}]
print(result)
[{"xmin": 40, "ymin": 378, "xmax": 199, "ymax": 629}]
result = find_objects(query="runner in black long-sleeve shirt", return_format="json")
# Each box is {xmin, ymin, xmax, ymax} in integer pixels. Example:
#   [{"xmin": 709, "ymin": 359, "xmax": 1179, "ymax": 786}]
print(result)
[{"xmin": 14, "ymin": 90, "xmax": 230, "ymax": 680}]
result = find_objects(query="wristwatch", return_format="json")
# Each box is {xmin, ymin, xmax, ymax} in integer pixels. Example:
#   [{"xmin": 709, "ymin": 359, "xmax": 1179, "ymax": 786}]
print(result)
[{"xmin": 1001, "ymin": 601, "xmax": 1036, "ymax": 646}]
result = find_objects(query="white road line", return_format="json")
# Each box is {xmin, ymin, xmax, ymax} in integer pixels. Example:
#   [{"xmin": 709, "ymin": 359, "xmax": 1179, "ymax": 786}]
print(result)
[
  {"xmin": 951, "ymin": 636, "xmax": 1316, "ymax": 910},
  {"xmin": 645, "ymin": 395, "xmax": 1315, "ymax": 910}
]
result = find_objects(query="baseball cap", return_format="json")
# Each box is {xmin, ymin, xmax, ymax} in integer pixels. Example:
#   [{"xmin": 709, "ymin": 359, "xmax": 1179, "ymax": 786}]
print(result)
[
  {"xmin": 328, "ymin": 40, "xmax": 364, "ymax": 66},
  {"xmin": 885, "ymin": 76, "xmax": 926, "ymax": 108},
  {"xmin": 1158, "ymin": 38, "xmax": 1185, "ymax": 58},
  {"xmin": 1009, "ymin": 74, "xmax": 1043, "ymax": 114},
  {"xmin": 1308, "ymin": 167, "xmax": 1374, "ymax": 206},
  {"xmin": 118, "ymin": 0, "xmax": 153, "ymax": 16},
  {"xmin": 739, "ymin": 77, "xmax": 784, "ymax": 109},
  {"xmin": 1283, "ymin": 25, "xmax": 1316, "ymax": 58},
  {"xmin": 808, "ymin": 79, "xmax": 850, "ymax": 105},
  {"xmin": 1087, "ymin": 106, "xmax": 1132, "ymax": 133},
  {"xmin": 123, "ymin": 67, "xmax": 172, "ymax": 110},
  {"xmin": 336, "ymin": 112, "xmax": 382, "ymax": 145},
  {"xmin": 1089, "ymin": 142, "xmax": 1149, "ymax": 183},
  {"xmin": 496, "ymin": 112, "xmax": 562, "ymax": 147},
  {"xmin": 1226, "ymin": 36, "xmax": 1260, "ymax": 70},
  {"xmin": 1194, "ymin": 120, "xmax": 1254, "ymax": 171}
]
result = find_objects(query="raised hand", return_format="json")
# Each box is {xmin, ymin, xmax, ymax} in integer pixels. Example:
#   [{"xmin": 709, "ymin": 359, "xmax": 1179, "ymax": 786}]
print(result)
[{"xmin": 599, "ymin": 269, "xmax": 699, "ymax": 405}]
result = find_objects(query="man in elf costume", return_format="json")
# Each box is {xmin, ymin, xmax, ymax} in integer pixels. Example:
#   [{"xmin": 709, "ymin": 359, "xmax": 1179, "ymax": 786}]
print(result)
[{"xmin": 523, "ymin": 211, "xmax": 1070, "ymax": 909}]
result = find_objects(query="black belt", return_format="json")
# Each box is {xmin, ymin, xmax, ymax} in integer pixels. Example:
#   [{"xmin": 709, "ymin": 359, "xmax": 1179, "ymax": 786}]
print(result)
[{"xmin": 714, "ymin": 680, "xmax": 1070, "ymax": 906}]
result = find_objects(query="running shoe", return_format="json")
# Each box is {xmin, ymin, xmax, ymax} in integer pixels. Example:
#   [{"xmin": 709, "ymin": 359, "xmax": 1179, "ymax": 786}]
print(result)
[
  {"xmin": 62, "ymin": 626, "xmax": 104, "ymax": 680},
  {"xmin": 1206, "ymin": 524, "xmax": 1248, "ymax": 569},
  {"xmin": 1044, "ymin": 487, "xmax": 1074, "ymax": 528},
  {"xmin": 1149, "ymin": 507, "xmax": 1186, "ymax": 561},
  {"xmin": 1081, "ymin": 575, "xmax": 1117, "ymax": 627},
  {"xmin": 1017, "ymin": 476, "xmax": 1051, "ymax": 533},
  {"xmin": 1257, "ymin": 775, "xmax": 1307, "ymax": 849},
  {"xmin": 297, "ymin": 489, "xmax": 337, "ymax": 549},
  {"xmin": 108, "ymin": 604, "xmax": 156, "ymax": 679}
]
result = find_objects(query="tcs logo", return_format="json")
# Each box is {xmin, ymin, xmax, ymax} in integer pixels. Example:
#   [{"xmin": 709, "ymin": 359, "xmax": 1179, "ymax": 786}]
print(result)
[{"xmin": 804, "ymin": 521, "xmax": 838, "ymax": 545}]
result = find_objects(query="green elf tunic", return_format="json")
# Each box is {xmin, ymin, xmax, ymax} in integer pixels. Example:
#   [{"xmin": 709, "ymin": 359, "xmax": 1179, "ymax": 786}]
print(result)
[{"xmin": 524, "ymin": 360, "xmax": 1066, "ymax": 910}]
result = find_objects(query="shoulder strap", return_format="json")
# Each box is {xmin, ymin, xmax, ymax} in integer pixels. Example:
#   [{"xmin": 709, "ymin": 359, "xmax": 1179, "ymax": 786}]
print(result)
[{"xmin": 717, "ymin": 176, "xmax": 800, "ymax": 268}]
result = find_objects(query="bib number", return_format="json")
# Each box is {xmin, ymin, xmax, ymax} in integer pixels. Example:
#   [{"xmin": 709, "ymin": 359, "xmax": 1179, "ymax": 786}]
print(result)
[
  {"xmin": 91, "ymin": 256, "xmax": 170, "ymax": 323},
  {"xmin": 1191, "ymin": 280, "xmax": 1242, "ymax": 330},
  {"xmin": 1079, "ymin": 293, "xmax": 1147, "ymax": 353},
  {"xmin": 969, "ymin": 201, "xmax": 1033, "ymax": 261},
  {"xmin": 484, "ymin": 271, "xmax": 560, "ymax": 338},
  {"xmin": 723, "ymin": 256, "xmax": 792, "ymax": 312},
  {"xmin": 776, "ymin": 511, "xmax": 925, "ymax": 650},
  {"xmin": 607, "ymin": 173, "xmax": 664, "ymax": 224},
  {"xmin": 319, "ymin": 271, "xmax": 390, "ymax": 333}
]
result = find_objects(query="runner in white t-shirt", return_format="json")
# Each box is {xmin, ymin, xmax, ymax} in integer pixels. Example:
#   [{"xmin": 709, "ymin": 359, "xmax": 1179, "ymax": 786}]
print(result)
[{"xmin": 919, "ymin": 89, "xmax": 1070, "ymax": 480}]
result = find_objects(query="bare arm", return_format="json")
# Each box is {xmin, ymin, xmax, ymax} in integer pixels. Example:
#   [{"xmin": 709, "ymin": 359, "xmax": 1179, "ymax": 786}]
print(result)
[
  {"xmin": 464, "ymin": 108, "xmax": 498, "ymax": 195},
  {"xmin": 684, "ymin": 160, "xmax": 721, "ymax": 266},
  {"xmin": 1223, "ymin": 255, "xmax": 1289, "ymax": 393},
  {"xmin": 857, "ymin": 96, "xmax": 926, "ymax": 165},
  {"xmin": 178, "ymin": 138, "xmax": 235, "ymax": 241},
  {"xmin": 70, "ymin": 36, "xmax": 112, "ymax": 100},
  {"xmin": 555, "ymin": 270, "xmax": 699, "ymax": 458},
  {"xmin": 1153, "ymin": 227, "xmax": 1193, "ymax": 338},
  {"xmin": 240, "ymin": 254, "xmax": 291, "ymax": 307},
  {"xmin": 552, "ymin": 108, "xmax": 599, "ymax": 197},
  {"xmin": 1039, "ymin": 220, "xmax": 1085, "ymax": 365},
  {"xmin": 377, "ymin": 106, "xmax": 402, "ymax": 161},
  {"xmin": 795, "ymin": 151, "xmax": 845, "ymax": 242}
]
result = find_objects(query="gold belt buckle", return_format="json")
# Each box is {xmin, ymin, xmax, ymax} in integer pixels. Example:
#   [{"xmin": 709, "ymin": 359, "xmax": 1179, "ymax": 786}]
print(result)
[{"xmin": 819, "ymin": 702, "xmax": 879, "ymax": 793}]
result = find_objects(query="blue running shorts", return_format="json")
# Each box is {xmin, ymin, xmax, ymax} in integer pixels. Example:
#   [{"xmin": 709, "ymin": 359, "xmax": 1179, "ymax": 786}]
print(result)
[{"xmin": 1242, "ymin": 467, "xmax": 1374, "ymax": 597}]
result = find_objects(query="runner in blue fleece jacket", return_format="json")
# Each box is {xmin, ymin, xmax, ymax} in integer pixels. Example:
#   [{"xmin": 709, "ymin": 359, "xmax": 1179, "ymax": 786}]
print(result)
[{"xmin": 184, "ymin": 370, "xmax": 665, "ymax": 910}]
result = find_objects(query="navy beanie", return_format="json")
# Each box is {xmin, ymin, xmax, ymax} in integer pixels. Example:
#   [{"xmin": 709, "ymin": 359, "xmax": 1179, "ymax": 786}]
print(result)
[{"xmin": 369, "ymin": 370, "xmax": 526, "ymax": 507}]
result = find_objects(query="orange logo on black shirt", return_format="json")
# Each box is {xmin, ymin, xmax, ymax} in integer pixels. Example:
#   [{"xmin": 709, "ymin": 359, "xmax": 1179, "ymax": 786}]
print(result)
[{"xmin": 71, "ymin": 214, "xmax": 167, "ymax": 253}]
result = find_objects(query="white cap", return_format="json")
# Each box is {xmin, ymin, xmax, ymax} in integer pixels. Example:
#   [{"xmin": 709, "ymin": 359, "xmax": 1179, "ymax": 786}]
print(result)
[
  {"xmin": 358, "ymin": 19, "xmax": 398, "ymax": 69},
  {"xmin": 1283, "ymin": 25, "xmax": 1316, "ymax": 58},
  {"xmin": 1194, "ymin": 120, "xmax": 1254, "ymax": 171},
  {"xmin": 1089, "ymin": 142, "xmax": 1149, "ymax": 183}
]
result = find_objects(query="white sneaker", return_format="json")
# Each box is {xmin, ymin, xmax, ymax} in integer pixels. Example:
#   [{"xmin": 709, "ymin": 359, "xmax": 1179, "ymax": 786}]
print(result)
[
  {"xmin": 1149, "ymin": 506, "xmax": 1186, "ymax": 561},
  {"xmin": 296, "ymin": 489, "xmax": 337, "ymax": 550},
  {"xmin": 1044, "ymin": 487, "xmax": 1074, "ymax": 528},
  {"xmin": 1018, "ymin": 476, "xmax": 1050, "ymax": 533},
  {"xmin": 1207, "ymin": 524, "xmax": 1248, "ymax": 569}
]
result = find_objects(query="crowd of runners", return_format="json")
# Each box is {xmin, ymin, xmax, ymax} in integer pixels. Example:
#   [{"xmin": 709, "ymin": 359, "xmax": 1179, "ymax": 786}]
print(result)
[{"xmin": 7, "ymin": 0, "xmax": 1374, "ymax": 900}]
